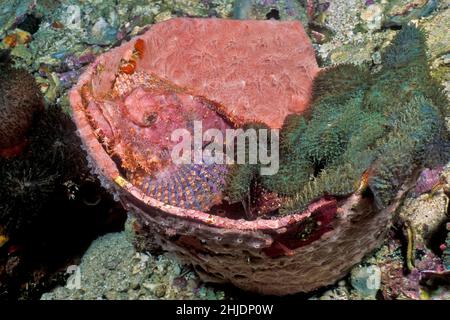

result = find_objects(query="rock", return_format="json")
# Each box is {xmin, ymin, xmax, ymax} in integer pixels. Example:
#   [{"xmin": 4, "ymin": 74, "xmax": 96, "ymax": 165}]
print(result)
[
  {"xmin": 398, "ymin": 180, "xmax": 448, "ymax": 245},
  {"xmin": 62, "ymin": 5, "xmax": 82, "ymax": 30},
  {"xmin": 350, "ymin": 265, "xmax": 381, "ymax": 299},
  {"xmin": 372, "ymin": 51, "xmax": 382, "ymax": 65},
  {"xmin": 0, "ymin": 0, "xmax": 35, "ymax": 38},
  {"xmin": 154, "ymin": 10, "xmax": 173, "ymax": 23},
  {"xmin": 361, "ymin": 4, "xmax": 384, "ymax": 31},
  {"xmin": 384, "ymin": 0, "xmax": 438, "ymax": 27},
  {"xmin": 41, "ymin": 230, "xmax": 225, "ymax": 300},
  {"xmin": 232, "ymin": 0, "xmax": 308, "ymax": 25},
  {"xmin": 154, "ymin": 284, "xmax": 167, "ymax": 298},
  {"xmin": 65, "ymin": 265, "xmax": 81, "ymax": 290},
  {"xmin": 323, "ymin": 28, "xmax": 396, "ymax": 65},
  {"xmin": 314, "ymin": 281, "xmax": 350, "ymax": 300},
  {"xmin": 90, "ymin": 17, "xmax": 117, "ymax": 45},
  {"xmin": 104, "ymin": 290, "xmax": 118, "ymax": 300},
  {"xmin": 421, "ymin": 8, "xmax": 450, "ymax": 60},
  {"xmin": 321, "ymin": 0, "xmax": 365, "ymax": 43}
]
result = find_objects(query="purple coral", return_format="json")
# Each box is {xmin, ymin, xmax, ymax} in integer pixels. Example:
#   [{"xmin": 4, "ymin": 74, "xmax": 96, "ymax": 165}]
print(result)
[{"xmin": 414, "ymin": 166, "xmax": 444, "ymax": 197}]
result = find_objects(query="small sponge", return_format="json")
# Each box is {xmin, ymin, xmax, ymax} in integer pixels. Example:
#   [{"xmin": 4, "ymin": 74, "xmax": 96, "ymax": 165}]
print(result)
[{"xmin": 0, "ymin": 51, "xmax": 44, "ymax": 157}]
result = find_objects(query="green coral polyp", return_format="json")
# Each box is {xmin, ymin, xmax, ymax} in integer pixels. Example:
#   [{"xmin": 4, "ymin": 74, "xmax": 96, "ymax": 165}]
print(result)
[
  {"xmin": 382, "ymin": 25, "xmax": 427, "ymax": 68},
  {"xmin": 368, "ymin": 96, "xmax": 443, "ymax": 207},
  {"xmin": 224, "ymin": 122, "xmax": 271, "ymax": 204},
  {"xmin": 224, "ymin": 25, "xmax": 449, "ymax": 217},
  {"xmin": 311, "ymin": 64, "xmax": 370, "ymax": 105}
]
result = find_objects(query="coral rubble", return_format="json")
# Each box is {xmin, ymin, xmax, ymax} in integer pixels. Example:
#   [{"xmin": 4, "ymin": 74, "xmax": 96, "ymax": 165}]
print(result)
[{"xmin": 41, "ymin": 228, "xmax": 225, "ymax": 300}]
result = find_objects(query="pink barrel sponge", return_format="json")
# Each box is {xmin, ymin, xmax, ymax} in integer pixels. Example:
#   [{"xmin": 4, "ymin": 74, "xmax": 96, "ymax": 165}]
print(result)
[
  {"xmin": 77, "ymin": 18, "xmax": 319, "ymax": 129},
  {"xmin": 138, "ymin": 18, "xmax": 319, "ymax": 128},
  {"xmin": 72, "ymin": 17, "xmax": 320, "ymax": 212},
  {"xmin": 69, "ymin": 18, "xmax": 407, "ymax": 295}
]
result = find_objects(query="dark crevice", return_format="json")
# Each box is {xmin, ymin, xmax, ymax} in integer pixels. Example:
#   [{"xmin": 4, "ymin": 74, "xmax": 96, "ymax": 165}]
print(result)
[
  {"xmin": 427, "ymin": 218, "xmax": 450, "ymax": 257},
  {"xmin": 313, "ymin": 161, "xmax": 326, "ymax": 177},
  {"xmin": 16, "ymin": 14, "xmax": 41, "ymax": 35},
  {"xmin": 266, "ymin": 9, "xmax": 280, "ymax": 20}
]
